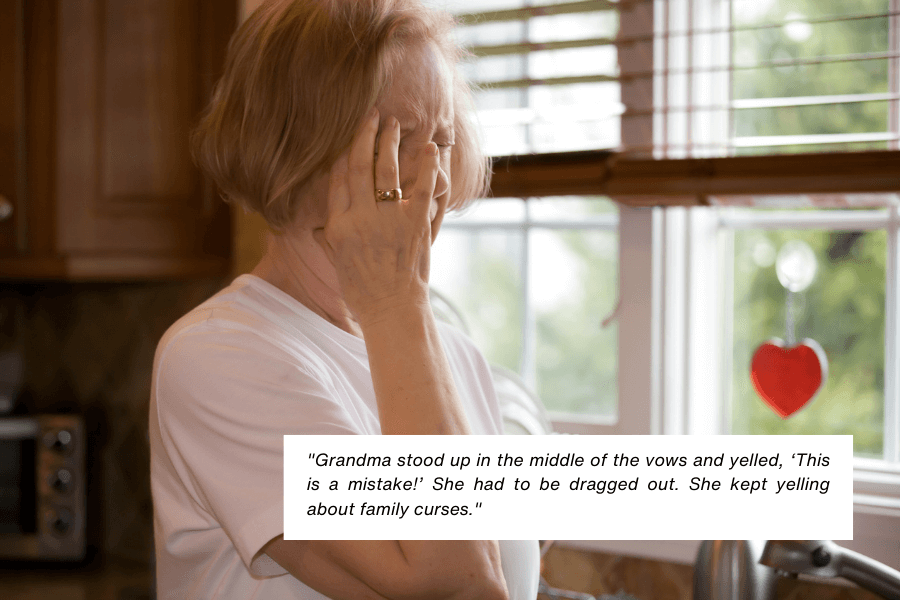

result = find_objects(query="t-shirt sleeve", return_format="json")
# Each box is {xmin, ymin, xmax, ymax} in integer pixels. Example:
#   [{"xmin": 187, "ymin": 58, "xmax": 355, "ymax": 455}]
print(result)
[{"xmin": 153, "ymin": 325, "xmax": 359, "ymax": 576}]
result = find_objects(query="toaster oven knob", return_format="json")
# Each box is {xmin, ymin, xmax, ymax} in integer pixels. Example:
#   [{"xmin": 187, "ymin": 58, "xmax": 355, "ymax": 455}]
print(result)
[
  {"xmin": 47, "ymin": 508, "xmax": 73, "ymax": 536},
  {"xmin": 43, "ymin": 429, "xmax": 74, "ymax": 454},
  {"xmin": 50, "ymin": 469, "xmax": 73, "ymax": 494}
]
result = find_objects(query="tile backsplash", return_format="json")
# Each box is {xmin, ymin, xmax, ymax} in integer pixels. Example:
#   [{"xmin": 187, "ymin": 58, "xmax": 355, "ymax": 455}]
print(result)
[{"xmin": 1, "ymin": 278, "xmax": 228, "ymax": 565}]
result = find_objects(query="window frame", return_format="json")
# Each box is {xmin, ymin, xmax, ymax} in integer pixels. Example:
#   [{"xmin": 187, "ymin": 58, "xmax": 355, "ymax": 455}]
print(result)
[
  {"xmin": 437, "ymin": 201, "xmax": 620, "ymax": 416},
  {"xmin": 601, "ymin": 204, "xmax": 900, "ymax": 568},
  {"xmin": 454, "ymin": 0, "xmax": 900, "ymax": 567}
]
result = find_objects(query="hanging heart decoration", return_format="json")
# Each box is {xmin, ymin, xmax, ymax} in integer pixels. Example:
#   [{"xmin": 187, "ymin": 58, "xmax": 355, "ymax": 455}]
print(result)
[{"xmin": 750, "ymin": 338, "xmax": 828, "ymax": 418}]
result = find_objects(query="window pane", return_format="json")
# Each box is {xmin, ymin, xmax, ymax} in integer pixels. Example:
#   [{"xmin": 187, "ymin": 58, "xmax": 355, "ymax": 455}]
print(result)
[
  {"xmin": 734, "ymin": 101, "xmax": 891, "ymax": 139},
  {"xmin": 530, "ymin": 11, "xmax": 618, "ymax": 43},
  {"xmin": 730, "ymin": 228, "xmax": 886, "ymax": 457},
  {"xmin": 529, "ymin": 196, "xmax": 618, "ymax": 220},
  {"xmin": 450, "ymin": 197, "xmax": 526, "ymax": 223},
  {"xmin": 531, "ymin": 229, "xmax": 618, "ymax": 418},
  {"xmin": 461, "ymin": 54, "xmax": 525, "ymax": 83},
  {"xmin": 433, "ymin": 197, "xmax": 620, "ymax": 424},
  {"xmin": 444, "ymin": 0, "xmax": 622, "ymax": 155},
  {"xmin": 430, "ymin": 229, "xmax": 524, "ymax": 373},
  {"xmin": 528, "ymin": 46, "xmax": 618, "ymax": 79},
  {"xmin": 456, "ymin": 20, "xmax": 523, "ymax": 48},
  {"xmin": 477, "ymin": 81, "xmax": 623, "ymax": 155},
  {"xmin": 732, "ymin": 0, "xmax": 888, "ymax": 28},
  {"xmin": 731, "ymin": 0, "xmax": 892, "ymax": 154}
]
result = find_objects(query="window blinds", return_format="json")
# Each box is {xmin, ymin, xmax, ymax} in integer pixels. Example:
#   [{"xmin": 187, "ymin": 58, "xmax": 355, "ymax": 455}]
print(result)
[
  {"xmin": 453, "ymin": 0, "xmax": 900, "ymax": 205},
  {"xmin": 654, "ymin": 0, "xmax": 900, "ymax": 159},
  {"xmin": 451, "ymin": 0, "xmax": 623, "ymax": 155},
  {"xmin": 452, "ymin": 1, "xmax": 898, "ymax": 158}
]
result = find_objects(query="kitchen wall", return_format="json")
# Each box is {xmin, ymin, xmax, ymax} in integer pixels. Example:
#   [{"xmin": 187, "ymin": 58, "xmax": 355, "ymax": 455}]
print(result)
[
  {"xmin": 0, "ymin": 3, "xmax": 265, "ymax": 569},
  {"xmin": 1, "ymin": 277, "xmax": 228, "ymax": 565},
  {"xmin": 0, "ymin": 0, "xmax": 264, "ymax": 570},
  {"xmin": 0, "ymin": 0, "xmax": 265, "ymax": 568}
]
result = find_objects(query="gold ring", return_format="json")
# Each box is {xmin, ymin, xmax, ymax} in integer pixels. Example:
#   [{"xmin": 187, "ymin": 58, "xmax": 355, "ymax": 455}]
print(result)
[{"xmin": 375, "ymin": 188, "xmax": 403, "ymax": 202}]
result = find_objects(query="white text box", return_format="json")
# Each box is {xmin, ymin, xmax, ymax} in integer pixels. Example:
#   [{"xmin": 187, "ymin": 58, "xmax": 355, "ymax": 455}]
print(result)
[{"xmin": 284, "ymin": 435, "xmax": 853, "ymax": 540}]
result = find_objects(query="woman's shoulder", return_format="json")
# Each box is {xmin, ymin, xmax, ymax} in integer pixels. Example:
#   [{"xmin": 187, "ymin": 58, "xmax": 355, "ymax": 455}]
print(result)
[
  {"xmin": 157, "ymin": 277, "xmax": 268, "ymax": 344},
  {"xmin": 154, "ymin": 275, "xmax": 330, "ymax": 378}
]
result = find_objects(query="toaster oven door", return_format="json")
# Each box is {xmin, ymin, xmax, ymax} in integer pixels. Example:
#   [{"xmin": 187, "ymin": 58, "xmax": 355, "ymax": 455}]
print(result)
[
  {"xmin": 0, "ymin": 417, "xmax": 85, "ymax": 561},
  {"xmin": 0, "ymin": 420, "xmax": 38, "ymax": 535}
]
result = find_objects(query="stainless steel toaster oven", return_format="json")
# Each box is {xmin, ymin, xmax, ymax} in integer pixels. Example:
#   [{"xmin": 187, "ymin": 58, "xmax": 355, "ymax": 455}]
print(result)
[{"xmin": 0, "ymin": 414, "xmax": 85, "ymax": 560}]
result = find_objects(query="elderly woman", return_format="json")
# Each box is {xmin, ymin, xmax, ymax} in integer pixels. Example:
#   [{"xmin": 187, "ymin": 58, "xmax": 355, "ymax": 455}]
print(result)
[{"xmin": 149, "ymin": 0, "xmax": 540, "ymax": 598}]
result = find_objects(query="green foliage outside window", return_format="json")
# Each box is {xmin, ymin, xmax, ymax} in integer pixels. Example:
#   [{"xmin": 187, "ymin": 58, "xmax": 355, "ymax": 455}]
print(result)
[
  {"xmin": 733, "ymin": 0, "xmax": 890, "ymax": 154},
  {"xmin": 731, "ymin": 229, "xmax": 886, "ymax": 456},
  {"xmin": 729, "ymin": 0, "xmax": 891, "ymax": 456}
]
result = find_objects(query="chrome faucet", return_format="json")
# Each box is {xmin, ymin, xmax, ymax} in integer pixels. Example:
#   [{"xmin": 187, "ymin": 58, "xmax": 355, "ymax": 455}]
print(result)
[
  {"xmin": 694, "ymin": 540, "xmax": 900, "ymax": 600},
  {"xmin": 760, "ymin": 540, "xmax": 900, "ymax": 600},
  {"xmin": 693, "ymin": 540, "xmax": 778, "ymax": 600}
]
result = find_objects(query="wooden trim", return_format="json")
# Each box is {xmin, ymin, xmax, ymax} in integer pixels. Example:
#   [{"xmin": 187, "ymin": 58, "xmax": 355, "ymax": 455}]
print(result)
[
  {"xmin": 24, "ymin": 0, "xmax": 58, "ymax": 255},
  {"xmin": 0, "ymin": 0, "xmax": 25, "ymax": 252},
  {"xmin": 489, "ymin": 150, "xmax": 900, "ymax": 204},
  {"xmin": 0, "ymin": 255, "xmax": 229, "ymax": 280}
]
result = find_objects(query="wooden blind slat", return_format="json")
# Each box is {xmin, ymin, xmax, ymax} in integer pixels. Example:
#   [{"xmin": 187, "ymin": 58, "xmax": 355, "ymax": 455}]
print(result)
[
  {"xmin": 469, "ymin": 36, "xmax": 616, "ymax": 58},
  {"xmin": 457, "ymin": 0, "xmax": 616, "ymax": 26}
]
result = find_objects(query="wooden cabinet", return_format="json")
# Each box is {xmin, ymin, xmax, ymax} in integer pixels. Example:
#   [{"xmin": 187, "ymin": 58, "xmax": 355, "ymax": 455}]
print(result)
[{"xmin": 0, "ymin": 0, "xmax": 236, "ymax": 280}]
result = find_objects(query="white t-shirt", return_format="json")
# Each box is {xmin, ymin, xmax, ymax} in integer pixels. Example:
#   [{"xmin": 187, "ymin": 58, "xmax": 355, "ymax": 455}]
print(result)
[{"xmin": 150, "ymin": 274, "xmax": 540, "ymax": 600}]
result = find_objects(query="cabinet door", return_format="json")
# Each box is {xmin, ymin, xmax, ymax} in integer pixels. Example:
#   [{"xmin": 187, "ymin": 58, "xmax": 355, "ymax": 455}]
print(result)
[
  {"xmin": 0, "ymin": 0, "xmax": 24, "ymax": 253},
  {"xmin": 54, "ymin": 0, "xmax": 234, "ymax": 274}
]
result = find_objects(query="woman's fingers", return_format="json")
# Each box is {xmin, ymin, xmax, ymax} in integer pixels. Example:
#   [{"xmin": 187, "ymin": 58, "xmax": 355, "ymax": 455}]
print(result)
[
  {"xmin": 374, "ymin": 116, "xmax": 401, "ymax": 202},
  {"xmin": 407, "ymin": 142, "xmax": 439, "ymax": 226},
  {"xmin": 347, "ymin": 108, "xmax": 380, "ymax": 213}
]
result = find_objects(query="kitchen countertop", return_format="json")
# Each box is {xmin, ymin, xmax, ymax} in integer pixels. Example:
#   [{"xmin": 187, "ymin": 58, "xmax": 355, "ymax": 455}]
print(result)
[{"xmin": 0, "ymin": 561, "xmax": 152, "ymax": 600}]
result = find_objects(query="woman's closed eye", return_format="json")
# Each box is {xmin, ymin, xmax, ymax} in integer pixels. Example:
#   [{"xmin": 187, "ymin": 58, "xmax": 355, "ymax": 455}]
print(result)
[
  {"xmin": 396, "ymin": 139, "xmax": 452, "ymax": 156},
  {"xmin": 433, "ymin": 127, "xmax": 455, "ymax": 149},
  {"xmin": 434, "ymin": 136, "xmax": 455, "ymax": 153}
]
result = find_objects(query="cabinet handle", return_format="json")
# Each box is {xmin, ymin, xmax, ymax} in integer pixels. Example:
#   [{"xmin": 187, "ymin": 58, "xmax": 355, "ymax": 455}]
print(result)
[{"xmin": 0, "ymin": 196, "xmax": 13, "ymax": 221}]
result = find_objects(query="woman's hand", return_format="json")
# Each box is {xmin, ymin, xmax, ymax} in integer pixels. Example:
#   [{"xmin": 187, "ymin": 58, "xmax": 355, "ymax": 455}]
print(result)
[{"xmin": 315, "ymin": 107, "xmax": 440, "ymax": 327}]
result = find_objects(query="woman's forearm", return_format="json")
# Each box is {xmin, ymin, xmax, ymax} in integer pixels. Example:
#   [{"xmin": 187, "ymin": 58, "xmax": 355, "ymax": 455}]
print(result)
[
  {"xmin": 351, "ymin": 302, "xmax": 509, "ymax": 600},
  {"xmin": 265, "ymin": 538, "xmax": 507, "ymax": 600},
  {"xmin": 359, "ymin": 297, "xmax": 471, "ymax": 436}
]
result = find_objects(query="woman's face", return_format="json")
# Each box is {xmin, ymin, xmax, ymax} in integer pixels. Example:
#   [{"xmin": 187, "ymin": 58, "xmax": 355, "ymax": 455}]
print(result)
[{"xmin": 376, "ymin": 42, "xmax": 455, "ymax": 242}]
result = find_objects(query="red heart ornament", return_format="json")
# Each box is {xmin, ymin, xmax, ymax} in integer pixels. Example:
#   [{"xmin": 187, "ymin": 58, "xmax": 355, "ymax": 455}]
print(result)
[{"xmin": 750, "ymin": 338, "xmax": 828, "ymax": 418}]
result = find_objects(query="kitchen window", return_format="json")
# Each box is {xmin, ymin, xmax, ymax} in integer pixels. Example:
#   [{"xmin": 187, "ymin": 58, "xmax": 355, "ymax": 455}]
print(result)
[
  {"xmin": 429, "ymin": 0, "xmax": 900, "ymax": 566},
  {"xmin": 428, "ymin": 0, "xmax": 625, "ymax": 424}
]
